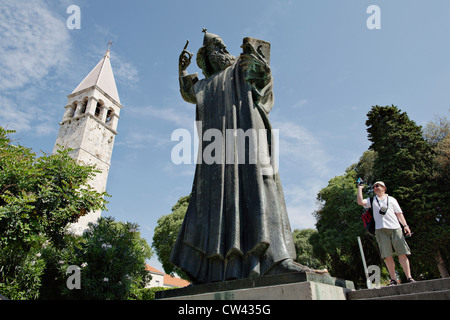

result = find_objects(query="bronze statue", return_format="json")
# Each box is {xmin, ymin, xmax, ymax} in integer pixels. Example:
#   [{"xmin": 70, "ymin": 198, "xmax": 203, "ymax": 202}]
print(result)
[{"xmin": 171, "ymin": 30, "xmax": 327, "ymax": 284}]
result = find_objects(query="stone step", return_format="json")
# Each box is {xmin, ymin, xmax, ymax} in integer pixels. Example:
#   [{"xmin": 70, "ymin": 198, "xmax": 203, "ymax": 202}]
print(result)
[
  {"xmin": 362, "ymin": 289, "xmax": 450, "ymax": 300},
  {"xmin": 347, "ymin": 277, "xmax": 450, "ymax": 300}
]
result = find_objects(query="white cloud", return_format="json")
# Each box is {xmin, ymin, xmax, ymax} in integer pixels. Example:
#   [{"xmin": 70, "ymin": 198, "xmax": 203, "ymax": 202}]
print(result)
[
  {"xmin": 0, "ymin": 96, "xmax": 33, "ymax": 132},
  {"xmin": 287, "ymin": 204, "xmax": 318, "ymax": 230},
  {"xmin": 0, "ymin": 0, "xmax": 70, "ymax": 90},
  {"xmin": 112, "ymin": 56, "xmax": 139, "ymax": 86},
  {"xmin": 283, "ymin": 179, "xmax": 325, "ymax": 230},
  {"xmin": 119, "ymin": 104, "xmax": 195, "ymax": 150},
  {"xmin": 162, "ymin": 162, "xmax": 195, "ymax": 178},
  {"xmin": 130, "ymin": 105, "xmax": 193, "ymax": 128},
  {"xmin": 0, "ymin": 0, "xmax": 71, "ymax": 135},
  {"xmin": 292, "ymin": 99, "xmax": 308, "ymax": 109},
  {"xmin": 242, "ymin": 1, "xmax": 294, "ymax": 40},
  {"xmin": 116, "ymin": 130, "xmax": 169, "ymax": 150},
  {"xmin": 273, "ymin": 120, "xmax": 331, "ymax": 177}
]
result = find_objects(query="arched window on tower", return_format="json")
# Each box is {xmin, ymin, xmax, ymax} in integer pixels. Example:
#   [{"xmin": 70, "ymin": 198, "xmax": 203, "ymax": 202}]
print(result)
[
  {"xmin": 95, "ymin": 101, "xmax": 104, "ymax": 118},
  {"xmin": 105, "ymin": 109, "xmax": 114, "ymax": 126},
  {"xmin": 70, "ymin": 102, "xmax": 77, "ymax": 118},
  {"xmin": 80, "ymin": 98, "xmax": 88, "ymax": 114}
]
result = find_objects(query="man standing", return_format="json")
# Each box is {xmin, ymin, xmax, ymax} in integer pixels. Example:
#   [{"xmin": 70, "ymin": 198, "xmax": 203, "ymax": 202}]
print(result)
[
  {"xmin": 357, "ymin": 181, "xmax": 415, "ymax": 285},
  {"xmin": 170, "ymin": 30, "xmax": 326, "ymax": 284}
]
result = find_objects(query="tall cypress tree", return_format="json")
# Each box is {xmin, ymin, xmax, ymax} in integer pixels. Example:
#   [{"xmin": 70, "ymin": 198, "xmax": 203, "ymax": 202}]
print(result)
[
  {"xmin": 366, "ymin": 105, "xmax": 446, "ymax": 278},
  {"xmin": 366, "ymin": 105, "xmax": 433, "ymax": 198}
]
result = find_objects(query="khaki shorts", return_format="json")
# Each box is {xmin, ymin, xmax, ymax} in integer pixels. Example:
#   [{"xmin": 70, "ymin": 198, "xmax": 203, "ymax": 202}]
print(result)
[{"xmin": 375, "ymin": 228, "xmax": 411, "ymax": 259}]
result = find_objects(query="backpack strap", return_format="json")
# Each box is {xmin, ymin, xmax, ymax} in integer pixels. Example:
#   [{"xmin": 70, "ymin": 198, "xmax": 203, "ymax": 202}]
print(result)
[
  {"xmin": 369, "ymin": 196, "xmax": 374, "ymax": 208},
  {"xmin": 369, "ymin": 196, "xmax": 375, "ymax": 227}
]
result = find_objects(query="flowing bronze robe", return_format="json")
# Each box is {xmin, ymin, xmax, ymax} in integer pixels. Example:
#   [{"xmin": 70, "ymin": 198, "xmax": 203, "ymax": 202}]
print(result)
[{"xmin": 170, "ymin": 53, "xmax": 296, "ymax": 283}]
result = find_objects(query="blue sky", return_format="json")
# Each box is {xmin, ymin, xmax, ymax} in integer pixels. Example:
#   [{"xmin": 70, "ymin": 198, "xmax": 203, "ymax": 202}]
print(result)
[{"xmin": 1, "ymin": 0, "xmax": 449, "ymax": 271}]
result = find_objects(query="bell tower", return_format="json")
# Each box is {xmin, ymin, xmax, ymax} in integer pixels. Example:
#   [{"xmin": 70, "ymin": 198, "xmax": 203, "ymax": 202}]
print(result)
[{"xmin": 53, "ymin": 49, "xmax": 122, "ymax": 234}]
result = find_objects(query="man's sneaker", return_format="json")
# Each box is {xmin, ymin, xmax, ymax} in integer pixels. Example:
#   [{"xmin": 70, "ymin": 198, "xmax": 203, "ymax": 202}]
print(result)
[{"xmin": 388, "ymin": 279, "xmax": 398, "ymax": 286}]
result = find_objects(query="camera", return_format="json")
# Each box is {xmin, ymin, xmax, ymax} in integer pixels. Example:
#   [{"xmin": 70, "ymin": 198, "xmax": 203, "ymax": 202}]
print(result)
[{"xmin": 379, "ymin": 206, "xmax": 387, "ymax": 215}]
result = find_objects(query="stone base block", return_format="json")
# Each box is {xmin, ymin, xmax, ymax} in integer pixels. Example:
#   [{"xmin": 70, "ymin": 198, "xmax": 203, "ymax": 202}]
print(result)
[{"xmin": 156, "ymin": 272, "xmax": 355, "ymax": 300}]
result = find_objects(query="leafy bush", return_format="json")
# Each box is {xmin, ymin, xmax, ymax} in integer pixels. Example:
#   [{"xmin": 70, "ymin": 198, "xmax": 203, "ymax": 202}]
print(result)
[
  {"xmin": 42, "ymin": 217, "xmax": 152, "ymax": 300},
  {"xmin": 135, "ymin": 287, "xmax": 172, "ymax": 300}
]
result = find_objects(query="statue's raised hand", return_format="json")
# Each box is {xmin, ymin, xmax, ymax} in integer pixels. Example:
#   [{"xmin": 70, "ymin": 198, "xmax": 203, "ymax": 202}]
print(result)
[{"xmin": 179, "ymin": 40, "xmax": 193, "ymax": 75}]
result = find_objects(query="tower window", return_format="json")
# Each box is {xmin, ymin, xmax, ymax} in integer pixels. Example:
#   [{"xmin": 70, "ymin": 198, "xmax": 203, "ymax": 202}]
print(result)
[
  {"xmin": 80, "ymin": 99, "xmax": 88, "ymax": 114},
  {"xmin": 105, "ymin": 109, "xmax": 113, "ymax": 126},
  {"xmin": 70, "ymin": 102, "xmax": 77, "ymax": 118},
  {"xmin": 95, "ymin": 103, "xmax": 102, "ymax": 118}
]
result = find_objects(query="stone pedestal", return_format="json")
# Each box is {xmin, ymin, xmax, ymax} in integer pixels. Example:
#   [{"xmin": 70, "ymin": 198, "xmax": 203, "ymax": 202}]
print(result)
[{"xmin": 156, "ymin": 272, "xmax": 355, "ymax": 300}]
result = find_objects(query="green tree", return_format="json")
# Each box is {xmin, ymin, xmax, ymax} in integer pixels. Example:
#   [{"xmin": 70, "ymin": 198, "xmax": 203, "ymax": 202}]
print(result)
[
  {"xmin": 424, "ymin": 113, "xmax": 449, "ymax": 146},
  {"xmin": 292, "ymin": 229, "xmax": 324, "ymax": 270},
  {"xmin": 48, "ymin": 217, "xmax": 153, "ymax": 300},
  {"xmin": 152, "ymin": 195, "xmax": 190, "ymax": 280},
  {"xmin": 0, "ymin": 127, "xmax": 107, "ymax": 299},
  {"xmin": 352, "ymin": 150, "xmax": 377, "ymax": 184}
]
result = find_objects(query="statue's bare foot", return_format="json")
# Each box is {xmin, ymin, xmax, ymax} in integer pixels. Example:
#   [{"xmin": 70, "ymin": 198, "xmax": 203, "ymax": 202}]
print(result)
[{"xmin": 267, "ymin": 259, "xmax": 328, "ymax": 275}]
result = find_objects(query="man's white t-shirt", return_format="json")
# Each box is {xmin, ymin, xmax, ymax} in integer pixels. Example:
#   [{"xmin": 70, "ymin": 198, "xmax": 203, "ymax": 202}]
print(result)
[{"xmin": 364, "ymin": 195, "xmax": 402, "ymax": 230}]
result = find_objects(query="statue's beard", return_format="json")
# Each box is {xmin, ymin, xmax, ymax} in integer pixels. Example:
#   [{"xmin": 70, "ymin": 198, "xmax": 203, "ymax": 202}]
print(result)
[{"xmin": 209, "ymin": 51, "xmax": 236, "ymax": 72}]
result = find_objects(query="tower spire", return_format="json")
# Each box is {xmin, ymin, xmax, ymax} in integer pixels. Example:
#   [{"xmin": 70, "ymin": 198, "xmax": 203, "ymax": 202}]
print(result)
[{"xmin": 72, "ymin": 45, "xmax": 120, "ymax": 104}]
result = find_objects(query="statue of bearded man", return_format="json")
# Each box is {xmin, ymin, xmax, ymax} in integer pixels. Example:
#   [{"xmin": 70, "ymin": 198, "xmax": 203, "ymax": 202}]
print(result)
[{"xmin": 170, "ymin": 30, "xmax": 326, "ymax": 284}]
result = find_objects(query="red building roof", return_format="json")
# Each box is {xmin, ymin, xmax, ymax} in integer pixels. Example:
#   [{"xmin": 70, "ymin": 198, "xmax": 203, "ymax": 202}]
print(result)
[
  {"xmin": 163, "ymin": 274, "xmax": 190, "ymax": 288},
  {"xmin": 145, "ymin": 264, "xmax": 190, "ymax": 288}
]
